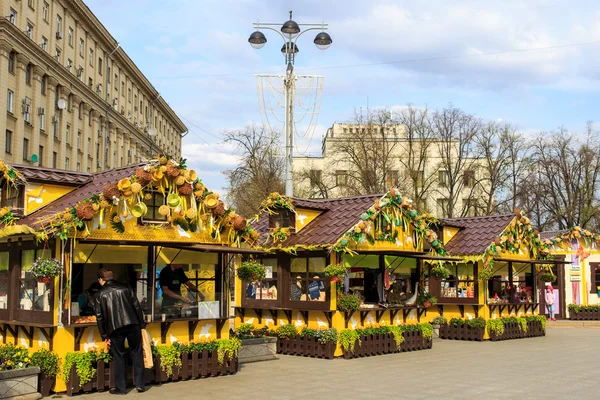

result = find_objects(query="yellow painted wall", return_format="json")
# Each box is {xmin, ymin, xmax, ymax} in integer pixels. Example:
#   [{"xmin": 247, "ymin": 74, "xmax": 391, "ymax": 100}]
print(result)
[
  {"xmin": 443, "ymin": 226, "xmax": 460, "ymax": 245},
  {"xmin": 295, "ymin": 208, "xmax": 322, "ymax": 232},
  {"xmin": 25, "ymin": 183, "xmax": 76, "ymax": 215}
]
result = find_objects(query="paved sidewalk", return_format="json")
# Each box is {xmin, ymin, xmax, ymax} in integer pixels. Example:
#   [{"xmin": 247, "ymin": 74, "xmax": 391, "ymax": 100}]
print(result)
[{"xmin": 81, "ymin": 327, "xmax": 599, "ymax": 400}]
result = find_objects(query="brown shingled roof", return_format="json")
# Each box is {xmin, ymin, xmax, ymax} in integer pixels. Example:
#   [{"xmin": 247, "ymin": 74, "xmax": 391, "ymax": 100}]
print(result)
[
  {"xmin": 10, "ymin": 164, "xmax": 92, "ymax": 186},
  {"xmin": 18, "ymin": 164, "xmax": 142, "ymax": 228},
  {"xmin": 441, "ymin": 214, "xmax": 515, "ymax": 256},
  {"xmin": 253, "ymin": 194, "xmax": 382, "ymax": 247}
]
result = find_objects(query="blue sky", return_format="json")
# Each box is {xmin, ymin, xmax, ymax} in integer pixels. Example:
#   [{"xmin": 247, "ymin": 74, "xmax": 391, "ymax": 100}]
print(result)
[{"xmin": 86, "ymin": 0, "xmax": 600, "ymax": 195}]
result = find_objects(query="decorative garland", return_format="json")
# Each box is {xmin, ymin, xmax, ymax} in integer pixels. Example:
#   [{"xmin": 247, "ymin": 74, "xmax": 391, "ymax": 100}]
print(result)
[
  {"xmin": 254, "ymin": 192, "xmax": 295, "ymax": 220},
  {"xmin": 36, "ymin": 156, "xmax": 257, "ymax": 245},
  {"xmin": 331, "ymin": 188, "xmax": 447, "ymax": 256},
  {"xmin": 267, "ymin": 227, "xmax": 291, "ymax": 244},
  {"xmin": 0, "ymin": 207, "xmax": 16, "ymax": 226}
]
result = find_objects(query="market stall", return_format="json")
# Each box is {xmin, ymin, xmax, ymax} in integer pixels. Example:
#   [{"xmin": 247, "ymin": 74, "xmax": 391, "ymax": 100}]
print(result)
[{"xmin": 0, "ymin": 157, "xmax": 258, "ymax": 393}]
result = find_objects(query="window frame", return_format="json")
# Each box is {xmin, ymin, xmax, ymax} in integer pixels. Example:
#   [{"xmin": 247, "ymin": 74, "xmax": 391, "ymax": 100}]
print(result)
[
  {"xmin": 140, "ymin": 189, "xmax": 167, "ymax": 222},
  {"xmin": 8, "ymin": 51, "xmax": 15, "ymax": 73},
  {"xmin": 68, "ymin": 27, "xmax": 73, "ymax": 47},
  {"xmin": 286, "ymin": 256, "xmax": 330, "ymax": 310},
  {"xmin": 590, "ymin": 262, "xmax": 600, "ymax": 294},
  {"xmin": 55, "ymin": 14, "xmax": 62, "ymax": 36},
  {"xmin": 43, "ymin": 2, "xmax": 49, "ymax": 22},
  {"xmin": 23, "ymin": 138, "xmax": 29, "ymax": 160},
  {"xmin": 9, "ymin": 8, "xmax": 17, "ymax": 25},
  {"xmin": 429, "ymin": 262, "xmax": 479, "ymax": 304},
  {"xmin": 5, "ymin": 130, "xmax": 12, "ymax": 154},
  {"xmin": 7, "ymin": 89, "xmax": 14, "ymax": 113}
]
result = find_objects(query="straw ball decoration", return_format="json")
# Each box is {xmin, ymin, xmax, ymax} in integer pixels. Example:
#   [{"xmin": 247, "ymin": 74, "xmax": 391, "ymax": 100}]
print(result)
[
  {"xmin": 158, "ymin": 205, "xmax": 170, "ymax": 216},
  {"xmin": 214, "ymin": 201, "xmax": 226, "ymax": 216},
  {"xmin": 175, "ymin": 175, "xmax": 186, "ymax": 186},
  {"xmin": 178, "ymin": 184, "xmax": 193, "ymax": 196},
  {"xmin": 185, "ymin": 208, "xmax": 197, "ymax": 220},
  {"xmin": 130, "ymin": 182, "xmax": 142, "ymax": 194},
  {"xmin": 165, "ymin": 164, "xmax": 180, "ymax": 179},
  {"xmin": 136, "ymin": 168, "xmax": 152, "ymax": 186},
  {"xmin": 103, "ymin": 184, "xmax": 120, "ymax": 200},
  {"xmin": 76, "ymin": 202, "xmax": 95, "ymax": 221},
  {"xmin": 233, "ymin": 215, "xmax": 247, "ymax": 231},
  {"xmin": 63, "ymin": 212, "xmax": 73, "ymax": 222}
]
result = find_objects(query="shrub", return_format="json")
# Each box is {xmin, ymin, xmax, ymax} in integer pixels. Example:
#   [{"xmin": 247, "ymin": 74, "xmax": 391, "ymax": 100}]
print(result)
[
  {"xmin": 61, "ymin": 351, "xmax": 96, "ymax": 384},
  {"xmin": 30, "ymin": 349, "xmax": 59, "ymax": 377},
  {"xmin": 0, "ymin": 344, "xmax": 30, "ymax": 371},
  {"xmin": 339, "ymin": 329, "xmax": 361, "ymax": 353},
  {"xmin": 516, "ymin": 317, "xmax": 528, "ymax": 333},
  {"xmin": 432, "ymin": 316, "xmax": 447, "ymax": 325},
  {"xmin": 275, "ymin": 324, "xmax": 297, "ymax": 339},
  {"xmin": 216, "ymin": 338, "xmax": 241, "ymax": 365},
  {"xmin": 156, "ymin": 345, "xmax": 182, "ymax": 376},
  {"xmin": 430, "ymin": 264, "xmax": 451, "ymax": 279},
  {"xmin": 419, "ymin": 323, "xmax": 433, "ymax": 339},
  {"xmin": 324, "ymin": 264, "xmax": 348, "ymax": 281},
  {"xmin": 236, "ymin": 260, "xmax": 266, "ymax": 281},
  {"xmin": 336, "ymin": 293, "xmax": 361, "ymax": 313},
  {"xmin": 466, "ymin": 317, "xmax": 486, "ymax": 329},
  {"xmin": 487, "ymin": 318, "xmax": 505, "ymax": 336}
]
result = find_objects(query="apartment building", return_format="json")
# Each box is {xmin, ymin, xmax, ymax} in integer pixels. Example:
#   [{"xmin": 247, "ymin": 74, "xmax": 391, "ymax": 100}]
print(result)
[
  {"xmin": 293, "ymin": 123, "xmax": 487, "ymax": 217},
  {"xmin": 0, "ymin": 0, "xmax": 186, "ymax": 173}
]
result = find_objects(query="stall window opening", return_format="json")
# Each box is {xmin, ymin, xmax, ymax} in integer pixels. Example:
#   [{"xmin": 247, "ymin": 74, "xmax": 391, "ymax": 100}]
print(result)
[
  {"xmin": 269, "ymin": 209, "xmax": 294, "ymax": 231},
  {"xmin": 244, "ymin": 258, "xmax": 278, "ymax": 301},
  {"xmin": 438, "ymin": 263, "xmax": 476, "ymax": 299},
  {"xmin": 290, "ymin": 257, "xmax": 326, "ymax": 302},
  {"xmin": 141, "ymin": 190, "xmax": 167, "ymax": 222},
  {"xmin": 0, "ymin": 252, "xmax": 9, "ymax": 311}
]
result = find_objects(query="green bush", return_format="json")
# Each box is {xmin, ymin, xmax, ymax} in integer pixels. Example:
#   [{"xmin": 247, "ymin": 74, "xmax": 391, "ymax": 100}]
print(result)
[
  {"xmin": 216, "ymin": 338, "xmax": 241, "ymax": 365},
  {"xmin": 516, "ymin": 317, "xmax": 528, "ymax": 333},
  {"xmin": 324, "ymin": 264, "xmax": 348, "ymax": 280},
  {"xmin": 61, "ymin": 351, "xmax": 96, "ymax": 384},
  {"xmin": 275, "ymin": 324, "xmax": 298, "ymax": 339},
  {"xmin": 486, "ymin": 318, "xmax": 505, "ymax": 336},
  {"xmin": 339, "ymin": 329, "xmax": 361, "ymax": 353},
  {"xmin": 466, "ymin": 317, "xmax": 486, "ymax": 329},
  {"xmin": 0, "ymin": 343, "xmax": 30, "ymax": 371},
  {"xmin": 30, "ymin": 349, "xmax": 59, "ymax": 377},
  {"xmin": 419, "ymin": 323, "xmax": 433, "ymax": 339},
  {"xmin": 156, "ymin": 345, "xmax": 182, "ymax": 376},
  {"xmin": 432, "ymin": 316, "xmax": 447, "ymax": 325},
  {"xmin": 237, "ymin": 260, "xmax": 266, "ymax": 281},
  {"xmin": 336, "ymin": 293, "xmax": 361, "ymax": 313}
]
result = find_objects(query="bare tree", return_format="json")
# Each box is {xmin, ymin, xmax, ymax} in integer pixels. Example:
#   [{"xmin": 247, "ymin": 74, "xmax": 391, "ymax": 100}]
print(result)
[
  {"xmin": 224, "ymin": 125, "xmax": 284, "ymax": 218},
  {"xmin": 395, "ymin": 105, "xmax": 438, "ymax": 211},
  {"xmin": 433, "ymin": 106, "xmax": 481, "ymax": 217},
  {"xmin": 530, "ymin": 124, "xmax": 600, "ymax": 230}
]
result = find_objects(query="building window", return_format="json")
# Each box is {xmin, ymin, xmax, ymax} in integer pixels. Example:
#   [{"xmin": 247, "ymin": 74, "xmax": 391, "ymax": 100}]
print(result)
[
  {"xmin": 39, "ymin": 109, "xmax": 45, "ymax": 131},
  {"xmin": 7, "ymin": 90, "xmax": 14, "ymax": 113},
  {"xmin": 463, "ymin": 198, "xmax": 479, "ymax": 217},
  {"xmin": 386, "ymin": 170, "xmax": 399, "ymax": 188},
  {"xmin": 79, "ymin": 38, "xmax": 84, "ymax": 57},
  {"xmin": 290, "ymin": 257, "xmax": 327, "ymax": 303},
  {"xmin": 78, "ymin": 103, "xmax": 83, "ymax": 120},
  {"xmin": 437, "ymin": 198, "xmax": 448, "ymax": 215},
  {"xmin": 25, "ymin": 64, "xmax": 31, "ymax": 84},
  {"xmin": 463, "ymin": 170, "xmax": 475, "ymax": 188},
  {"xmin": 121, "ymin": 81, "xmax": 125, "ymax": 95},
  {"xmin": 8, "ymin": 51, "xmax": 15, "ymax": 73},
  {"xmin": 56, "ymin": 15, "xmax": 62, "ymax": 35},
  {"xmin": 26, "ymin": 23, "xmax": 33, "ymax": 39},
  {"xmin": 436, "ymin": 263, "xmax": 477, "ymax": 302},
  {"xmin": 77, "ymin": 131, "xmax": 81, "ymax": 150},
  {"xmin": 114, "ymin": 74, "xmax": 118, "ymax": 89},
  {"xmin": 76, "ymin": 162, "xmax": 81, "ymax": 172},
  {"xmin": 89, "ymin": 48, "xmax": 94, "ymax": 67},
  {"xmin": 98, "ymin": 58, "xmax": 102, "ymax": 75},
  {"xmin": 141, "ymin": 190, "xmax": 167, "ymax": 221},
  {"xmin": 438, "ymin": 170, "xmax": 449, "ymax": 186},
  {"xmin": 23, "ymin": 138, "xmax": 29, "ymax": 160},
  {"xmin": 65, "ymin": 157, "xmax": 69, "ymax": 170},
  {"xmin": 416, "ymin": 170, "xmax": 425, "ymax": 188},
  {"xmin": 88, "ymin": 110, "xmax": 92, "ymax": 126},
  {"xmin": 41, "ymin": 75, "xmax": 46, "ymax": 94},
  {"xmin": 53, "ymin": 116, "xmax": 59, "ymax": 138},
  {"xmin": 41, "ymin": 36, "xmax": 47, "ymax": 51},
  {"xmin": 38, "ymin": 146, "xmax": 44, "ymax": 166},
  {"xmin": 9, "ymin": 9, "xmax": 16, "ymax": 25},
  {"xmin": 23, "ymin": 98, "xmax": 31, "ymax": 123},
  {"xmin": 66, "ymin": 124, "xmax": 71, "ymax": 144},
  {"xmin": 309, "ymin": 169, "xmax": 322, "ymax": 188},
  {"xmin": 335, "ymin": 170, "xmax": 348, "ymax": 186},
  {"xmin": 52, "ymin": 152, "xmax": 57, "ymax": 169},
  {"xmin": 87, "ymin": 137, "xmax": 91, "ymax": 154},
  {"xmin": 5, "ymin": 131, "xmax": 12, "ymax": 154},
  {"xmin": 128, "ymin": 88, "xmax": 131, "ymax": 102},
  {"xmin": 43, "ymin": 2, "xmax": 49, "ymax": 22},
  {"xmin": 68, "ymin": 27, "xmax": 73, "ymax": 47},
  {"xmin": 88, "ymin": 77, "xmax": 93, "ymax": 88},
  {"xmin": 107, "ymin": 66, "xmax": 111, "ymax": 82},
  {"xmin": 66, "ymin": 58, "xmax": 73, "ymax": 73},
  {"xmin": 55, "ymin": 47, "xmax": 61, "ymax": 61},
  {"xmin": 268, "ymin": 209, "xmax": 294, "ymax": 231}
]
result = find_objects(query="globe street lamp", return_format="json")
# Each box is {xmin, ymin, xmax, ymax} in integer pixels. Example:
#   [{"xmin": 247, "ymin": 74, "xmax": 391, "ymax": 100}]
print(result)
[{"xmin": 248, "ymin": 10, "xmax": 332, "ymax": 197}]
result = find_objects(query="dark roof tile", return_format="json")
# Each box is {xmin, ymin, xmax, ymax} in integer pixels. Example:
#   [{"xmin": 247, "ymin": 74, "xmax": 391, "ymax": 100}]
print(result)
[
  {"xmin": 10, "ymin": 164, "xmax": 92, "ymax": 185},
  {"xmin": 440, "ymin": 214, "xmax": 515, "ymax": 255}
]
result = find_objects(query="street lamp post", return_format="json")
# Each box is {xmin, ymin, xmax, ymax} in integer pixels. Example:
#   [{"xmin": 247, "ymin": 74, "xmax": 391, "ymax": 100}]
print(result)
[{"xmin": 248, "ymin": 10, "xmax": 332, "ymax": 197}]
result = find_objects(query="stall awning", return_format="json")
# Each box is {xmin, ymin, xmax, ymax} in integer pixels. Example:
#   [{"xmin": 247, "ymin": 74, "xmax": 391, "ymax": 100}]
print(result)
[
  {"xmin": 494, "ymin": 258, "xmax": 572, "ymax": 264},
  {"xmin": 77, "ymin": 239, "xmax": 266, "ymax": 255},
  {"xmin": 348, "ymin": 249, "xmax": 463, "ymax": 262}
]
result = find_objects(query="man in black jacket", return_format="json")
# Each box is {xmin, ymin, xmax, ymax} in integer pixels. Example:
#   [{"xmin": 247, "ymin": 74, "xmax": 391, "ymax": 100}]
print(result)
[{"xmin": 95, "ymin": 268, "xmax": 145, "ymax": 394}]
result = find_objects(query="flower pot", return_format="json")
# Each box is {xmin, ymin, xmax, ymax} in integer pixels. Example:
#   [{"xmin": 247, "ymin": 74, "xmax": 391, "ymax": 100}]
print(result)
[
  {"xmin": 0, "ymin": 367, "xmax": 40, "ymax": 398},
  {"xmin": 39, "ymin": 374, "xmax": 55, "ymax": 397},
  {"xmin": 38, "ymin": 277, "xmax": 52, "ymax": 284}
]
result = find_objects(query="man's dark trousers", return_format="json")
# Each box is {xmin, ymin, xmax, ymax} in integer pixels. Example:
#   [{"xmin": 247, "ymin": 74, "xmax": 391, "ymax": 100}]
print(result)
[{"xmin": 109, "ymin": 324, "xmax": 144, "ymax": 392}]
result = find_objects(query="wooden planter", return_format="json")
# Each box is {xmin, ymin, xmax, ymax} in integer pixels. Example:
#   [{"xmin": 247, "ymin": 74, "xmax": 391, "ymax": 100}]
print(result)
[
  {"xmin": 341, "ymin": 331, "xmax": 432, "ymax": 359},
  {"xmin": 438, "ymin": 323, "xmax": 485, "ymax": 341},
  {"xmin": 154, "ymin": 351, "xmax": 239, "ymax": 384},
  {"xmin": 39, "ymin": 374, "xmax": 56, "ymax": 397},
  {"xmin": 489, "ymin": 320, "xmax": 545, "ymax": 341},
  {"xmin": 570, "ymin": 309, "xmax": 600, "ymax": 320},
  {"xmin": 66, "ymin": 360, "xmax": 113, "ymax": 396},
  {"xmin": 276, "ymin": 335, "xmax": 336, "ymax": 359}
]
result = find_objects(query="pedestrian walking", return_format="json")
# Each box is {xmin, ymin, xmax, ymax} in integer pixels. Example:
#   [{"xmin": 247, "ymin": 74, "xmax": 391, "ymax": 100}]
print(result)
[
  {"xmin": 95, "ymin": 268, "xmax": 146, "ymax": 394},
  {"xmin": 545, "ymin": 285, "xmax": 556, "ymax": 321}
]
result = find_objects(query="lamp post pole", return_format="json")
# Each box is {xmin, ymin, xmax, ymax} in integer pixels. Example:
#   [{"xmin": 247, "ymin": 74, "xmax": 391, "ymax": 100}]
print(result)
[{"xmin": 248, "ymin": 10, "xmax": 332, "ymax": 197}]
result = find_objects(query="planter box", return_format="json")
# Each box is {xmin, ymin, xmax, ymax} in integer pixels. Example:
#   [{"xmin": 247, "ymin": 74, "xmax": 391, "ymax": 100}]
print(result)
[
  {"xmin": 66, "ymin": 360, "xmax": 113, "ymax": 396},
  {"xmin": 439, "ymin": 323, "xmax": 485, "ymax": 341},
  {"xmin": 0, "ymin": 367, "xmax": 40, "ymax": 400},
  {"xmin": 570, "ymin": 309, "xmax": 600, "ymax": 320},
  {"xmin": 341, "ymin": 331, "xmax": 432, "ymax": 360},
  {"xmin": 489, "ymin": 320, "xmax": 545, "ymax": 341},
  {"xmin": 239, "ymin": 337, "xmax": 277, "ymax": 363},
  {"xmin": 38, "ymin": 374, "xmax": 55, "ymax": 398},
  {"xmin": 155, "ymin": 351, "xmax": 238, "ymax": 383},
  {"xmin": 276, "ymin": 336, "xmax": 336, "ymax": 359}
]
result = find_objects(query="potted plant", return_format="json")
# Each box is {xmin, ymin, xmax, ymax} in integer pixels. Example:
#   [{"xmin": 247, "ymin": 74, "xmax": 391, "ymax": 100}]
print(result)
[
  {"xmin": 236, "ymin": 260, "xmax": 266, "ymax": 282},
  {"xmin": 431, "ymin": 316, "xmax": 447, "ymax": 337},
  {"xmin": 336, "ymin": 293, "xmax": 361, "ymax": 313},
  {"xmin": 0, "ymin": 344, "xmax": 40, "ymax": 399},
  {"xmin": 30, "ymin": 257, "xmax": 62, "ymax": 283},
  {"xmin": 430, "ymin": 264, "xmax": 451, "ymax": 280},
  {"xmin": 540, "ymin": 271, "xmax": 556, "ymax": 282},
  {"xmin": 324, "ymin": 263, "xmax": 348, "ymax": 283},
  {"xmin": 30, "ymin": 349, "xmax": 59, "ymax": 397},
  {"xmin": 235, "ymin": 324, "xmax": 277, "ymax": 363},
  {"xmin": 416, "ymin": 293, "xmax": 437, "ymax": 308}
]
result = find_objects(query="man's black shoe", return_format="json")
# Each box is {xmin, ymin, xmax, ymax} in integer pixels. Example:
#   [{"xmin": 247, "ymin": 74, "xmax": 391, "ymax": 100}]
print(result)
[
  {"xmin": 110, "ymin": 389, "xmax": 127, "ymax": 395},
  {"xmin": 136, "ymin": 387, "xmax": 145, "ymax": 393}
]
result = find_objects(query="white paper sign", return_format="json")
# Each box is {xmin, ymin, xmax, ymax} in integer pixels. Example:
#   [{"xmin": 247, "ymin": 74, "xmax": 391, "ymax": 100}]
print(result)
[
  {"xmin": 264, "ymin": 266, "xmax": 273, "ymax": 279},
  {"xmin": 198, "ymin": 301, "xmax": 220, "ymax": 319}
]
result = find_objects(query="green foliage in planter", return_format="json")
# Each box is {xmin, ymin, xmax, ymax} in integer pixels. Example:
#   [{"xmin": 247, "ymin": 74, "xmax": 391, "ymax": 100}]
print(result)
[
  {"xmin": 300, "ymin": 327, "xmax": 318, "ymax": 339},
  {"xmin": 275, "ymin": 324, "xmax": 298, "ymax": 339},
  {"xmin": 156, "ymin": 345, "xmax": 182, "ymax": 376},
  {"xmin": 237, "ymin": 260, "xmax": 266, "ymax": 282},
  {"xmin": 430, "ymin": 264, "xmax": 451, "ymax": 280},
  {"xmin": 418, "ymin": 323, "xmax": 433, "ymax": 339},
  {"xmin": 299, "ymin": 327, "xmax": 338, "ymax": 344},
  {"xmin": 568, "ymin": 304, "xmax": 600, "ymax": 313},
  {"xmin": 526, "ymin": 315, "xmax": 547, "ymax": 331},
  {"xmin": 235, "ymin": 323, "xmax": 254, "ymax": 337},
  {"xmin": 61, "ymin": 351, "xmax": 96, "ymax": 385},
  {"xmin": 324, "ymin": 264, "xmax": 348, "ymax": 280},
  {"xmin": 30, "ymin": 349, "xmax": 59, "ymax": 378},
  {"xmin": 0, "ymin": 343, "xmax": 30, "ymax": 370},
  {"xmin": 416, "ymin": 293, "xmax": 437, "ymax": 308},
  {"xmin": 186, "ymin": 341, "xmax": 219, "ymax": 354},
  {"xmin": 30, "ymin": 257, "xmax": 62, "ymax": 280},
  {"xmin": 432, "ymin": 316, "xmax": 447, "ymax": 326},
  {"xmin": 486, "ymin": 318, "xmax": 505, "ymax": 336},
  {"xmin": 339, "ymin": 329, "xmax": 361, "ymax": 353},
  {"xmin": 336, "ymin": 293, "xmax": 361, "ymax": 313},
  {"xmin": 516, "ymin": 317, "xmax": 528, "ymax": 333},
  {"xmin": 233, "ymin": 324, "xmax": 273, "ymax": 340},
  {"xmin": 217, "ymin": 338, "xmax": 241, "ymax": 365},
  {"xmin": 466, "ymin": 317, "xmax": 486, "ymax": 329},
  {"xmin": 93, "ymin": 349, "xmax": 111, "ymax": 364},
  {"xmin": 449, "ymin": 317, "xmax": 464, "ymax": 327},
  {"xmin": 387, "ymin": 326, "xmax": 404, "ymax": 349}
]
